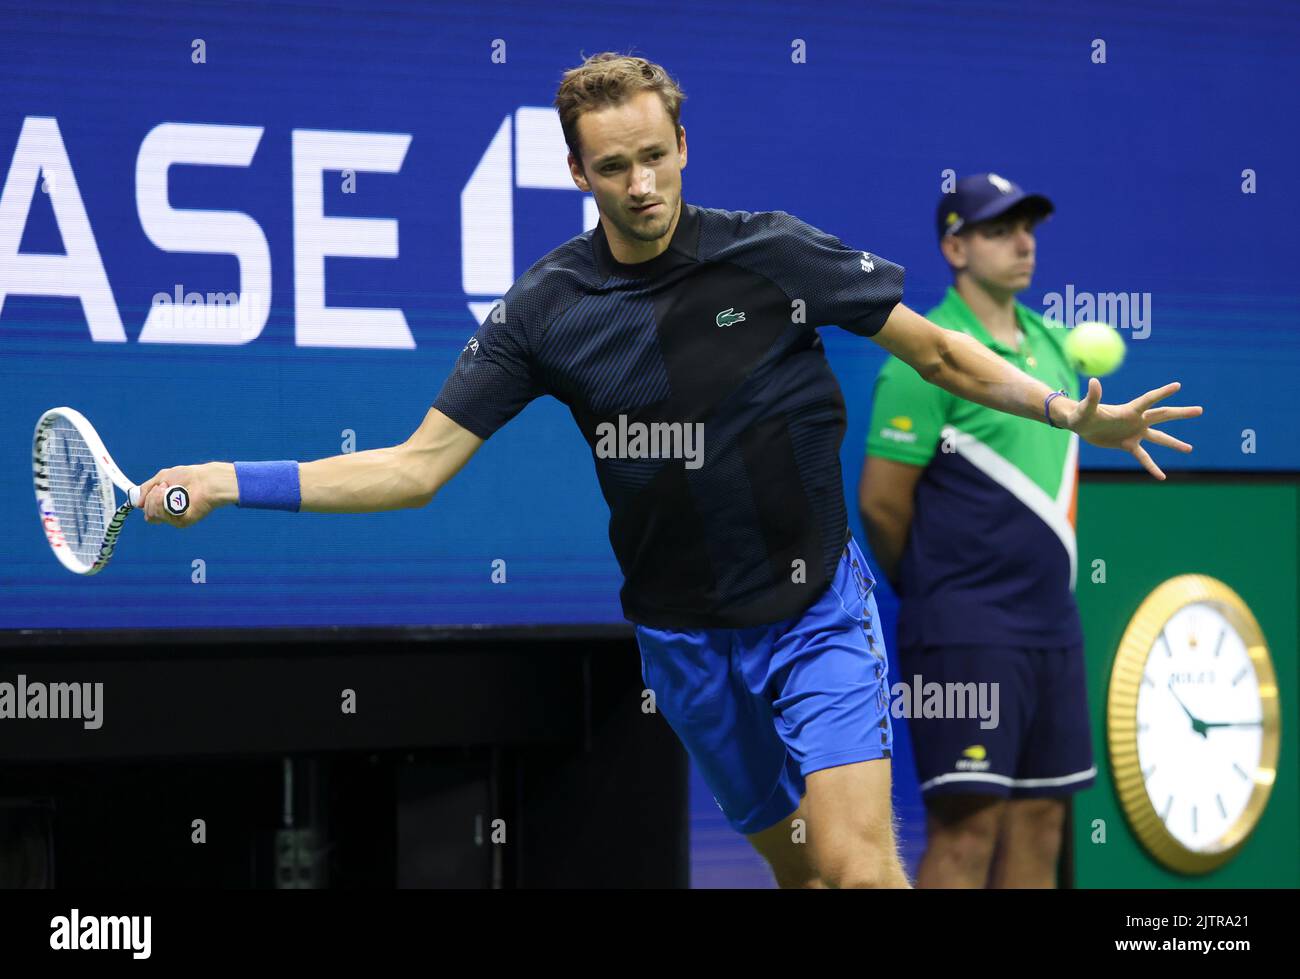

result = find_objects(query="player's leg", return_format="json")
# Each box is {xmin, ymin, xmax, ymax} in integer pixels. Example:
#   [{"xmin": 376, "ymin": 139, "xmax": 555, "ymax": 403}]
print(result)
[
  {"xmin": 901, "ymin": 641, "xmax": 1032, "ymax": 887},
  {"xmin": 757, "ymin": 536, "xmax": 907, "ymax": 888},
  {"xmin": 634, "ymin": 623, "xmax": 810, "ymax": 888},
  {"xmin": 991, "ymin": 642, "xmax": 1096, "ymax": 887},
  {"xmin": 745, "ymin": 800, "xmax": 824, "ymax": 888},
  {"xmin": 802, "ymin": 757, "xmax": 909, "ymax": 888}
]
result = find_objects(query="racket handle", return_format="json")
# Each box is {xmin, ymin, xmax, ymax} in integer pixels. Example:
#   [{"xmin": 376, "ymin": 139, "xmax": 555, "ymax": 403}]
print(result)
[
  {"xmin": 128, "ymin": 484, "xmax": 191, "ymax": 516},
  {"xmin": 164, "ymin": 486, "xmax": 190, "ymax": 516}
]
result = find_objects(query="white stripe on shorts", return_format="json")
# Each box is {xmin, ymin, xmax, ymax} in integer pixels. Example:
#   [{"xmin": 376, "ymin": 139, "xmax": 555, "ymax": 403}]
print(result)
[{"xmin": 919, "ymin": 766, "xmax": 1097, "ymax": 793}]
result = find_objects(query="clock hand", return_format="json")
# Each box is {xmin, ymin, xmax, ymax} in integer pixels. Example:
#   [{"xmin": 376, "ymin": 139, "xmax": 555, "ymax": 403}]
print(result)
[
  {"xmin": 1166, "ymin": 679, "xmax": 1208, "ymax": 738},
  {"xmin": 1201, "ymin": 720, "xmax": 1263, "ymax": 731}
]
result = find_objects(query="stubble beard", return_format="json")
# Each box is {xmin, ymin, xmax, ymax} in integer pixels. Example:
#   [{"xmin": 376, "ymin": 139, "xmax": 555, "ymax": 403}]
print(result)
[{"xmin": 614, "ymin": 196, "xmax": 677, "ymax": 243}]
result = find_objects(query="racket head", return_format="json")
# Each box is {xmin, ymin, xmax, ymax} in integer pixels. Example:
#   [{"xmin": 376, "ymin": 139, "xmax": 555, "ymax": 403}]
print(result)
[{"xmin": 32, "ymin": 407, "xmax": 132, "ymax": 575}]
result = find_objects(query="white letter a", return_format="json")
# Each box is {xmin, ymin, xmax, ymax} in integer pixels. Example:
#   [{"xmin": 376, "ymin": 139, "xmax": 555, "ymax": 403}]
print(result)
[{"xmin": 0, "ymin": 117, "xmax": 124, "ymax": 340}]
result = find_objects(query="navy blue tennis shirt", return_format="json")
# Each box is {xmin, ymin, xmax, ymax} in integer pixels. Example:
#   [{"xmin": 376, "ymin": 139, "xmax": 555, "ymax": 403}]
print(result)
[{"xmin": 434, "ymin": 203, "xmax": 904, "ymax": 629}]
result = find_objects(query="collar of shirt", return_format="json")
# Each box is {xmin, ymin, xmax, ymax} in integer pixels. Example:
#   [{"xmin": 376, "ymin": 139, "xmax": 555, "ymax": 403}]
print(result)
[
  {"xmin": 934, "ymin": 285, "xmax": 1057, "ymax": 359},
  {"xmin": 592, "ymin": 201, "xmax": 701, "ymax": 280}
]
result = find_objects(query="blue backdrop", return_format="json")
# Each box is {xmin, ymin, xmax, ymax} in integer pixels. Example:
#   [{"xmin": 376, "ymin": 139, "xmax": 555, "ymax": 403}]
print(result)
[{"xmin": 2, "ymin": 0, "xmax": 1296, "ymax": 637}]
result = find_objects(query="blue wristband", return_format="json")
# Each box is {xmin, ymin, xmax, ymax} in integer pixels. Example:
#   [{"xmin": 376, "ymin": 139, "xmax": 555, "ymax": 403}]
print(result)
[
  {"xmin": 234, "ymin": 461, "xmax": 302, "ymax": 511},
  {"xmin": 1044, "ymin": 390, "xmax": 1068, "ymax": 428}
]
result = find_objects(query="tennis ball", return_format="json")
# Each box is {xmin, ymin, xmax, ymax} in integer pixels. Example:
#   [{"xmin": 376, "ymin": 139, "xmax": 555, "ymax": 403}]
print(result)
[{"xmin": 1064, "ymin": 321, "xmax": 1126, "ymax": 376}]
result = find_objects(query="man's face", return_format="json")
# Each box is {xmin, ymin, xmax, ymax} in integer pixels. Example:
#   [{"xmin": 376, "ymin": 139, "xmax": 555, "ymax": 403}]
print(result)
[
  {"xmin": 943, "ymin": 211, "xmax": 1041, "ymax": 296},
  {"xmin": 567, "ymin": 90, "xmax": 687, "ymax": 257}
]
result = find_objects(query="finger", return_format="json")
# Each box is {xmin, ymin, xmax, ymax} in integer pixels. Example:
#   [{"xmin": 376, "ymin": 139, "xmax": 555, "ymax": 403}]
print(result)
[
  {"xmin": 1131, "ymin": 444, "xmax": 1166, "ymax": 480},
  {"xmin": 1074, "ymin": 377, "xmax": 1102, "ymax": 422},
  {"xmin": 141, "ymin": 470, "xmax": 185, "ymax": 519},
  {"xmin": 136, "ymin": 471, "xmax": 165, "ymax": 510},
  {"xmin": 1135, "ymin": 381, "xmax": 1181, "ymax": 410},
  {"xmin": 1143, "ymin": 405, "xmax": 1204, "ymax": 424},
  {"xmin": 1144, "ymin": 427, "xmax": 1193, "ymax": 453},
  {"xmin": 146, "ymin": 483, "xmax": 169, "ymax": 523}
]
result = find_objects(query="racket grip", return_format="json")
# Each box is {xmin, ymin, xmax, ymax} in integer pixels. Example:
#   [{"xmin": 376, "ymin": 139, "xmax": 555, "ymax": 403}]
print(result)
[
  {"xmin": 128, "ymin": 484, "xmax": 191, "ymax": 516},
  {"xmin": 163, "ymin": 486, "xmax": 190, "ymax": 516}
]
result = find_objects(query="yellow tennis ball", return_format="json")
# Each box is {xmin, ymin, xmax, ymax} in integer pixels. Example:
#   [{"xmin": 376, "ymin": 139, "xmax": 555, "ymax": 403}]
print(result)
[{"xmin": 1064, "ymin": 321, "xmax": 1126, "ymax": 376}]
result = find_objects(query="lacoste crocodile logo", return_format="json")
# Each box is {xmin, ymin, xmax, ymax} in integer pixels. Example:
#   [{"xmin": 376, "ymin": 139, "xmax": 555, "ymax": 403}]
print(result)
[{"xmin": 716, "ymin": 307, "xmax": 746, "ymax": 328}]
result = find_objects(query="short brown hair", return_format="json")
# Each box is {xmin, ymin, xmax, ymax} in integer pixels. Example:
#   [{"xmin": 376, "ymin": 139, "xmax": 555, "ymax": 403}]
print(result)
[{"xmin": 554, "ymin": 53, "xmax": 686, "ymax": 164}]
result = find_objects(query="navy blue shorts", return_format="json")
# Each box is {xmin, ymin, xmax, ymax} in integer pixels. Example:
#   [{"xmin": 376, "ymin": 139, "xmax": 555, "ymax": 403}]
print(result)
[
  {"xmin": 899, "ymin": 643, "xmax": 1096, "ymax": 799},
  {"xmin": 634, "ymin": 536, "xmax": 893, "ymax": 836}
]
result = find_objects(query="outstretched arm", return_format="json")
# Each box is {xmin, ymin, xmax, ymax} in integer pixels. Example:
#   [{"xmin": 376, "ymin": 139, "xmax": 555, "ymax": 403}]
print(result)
[
  {"xmin": 136, "ymin": 407, "xmax": 484, "ymax": 527},
  {"xmin": 872, "ymin": 303, "xmax": 1203, "ymax": 479}
]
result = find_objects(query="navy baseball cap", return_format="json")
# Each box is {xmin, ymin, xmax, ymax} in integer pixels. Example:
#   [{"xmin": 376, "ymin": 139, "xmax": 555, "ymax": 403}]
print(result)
[{"xmin": 937, "ymin": 172, "xmax": 1054, "ymax": 240}]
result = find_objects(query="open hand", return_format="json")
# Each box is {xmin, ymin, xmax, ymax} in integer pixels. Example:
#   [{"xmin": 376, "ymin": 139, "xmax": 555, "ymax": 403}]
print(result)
[{"xmin": 1064, "ymin": 378, "xmax": 1203, "ymax": 480}]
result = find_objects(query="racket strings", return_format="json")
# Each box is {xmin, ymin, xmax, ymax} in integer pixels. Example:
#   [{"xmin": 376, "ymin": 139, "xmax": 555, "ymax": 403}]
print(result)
[{"xmin": 38, "ymin": 417, "xmax": 110, "ymax": 566}]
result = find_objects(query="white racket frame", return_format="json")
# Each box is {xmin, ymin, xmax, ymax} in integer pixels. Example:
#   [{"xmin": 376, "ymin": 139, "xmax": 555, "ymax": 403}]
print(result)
[{"xmin": 33, "ymin": 406, "xmax": 185, "ymax": 575}]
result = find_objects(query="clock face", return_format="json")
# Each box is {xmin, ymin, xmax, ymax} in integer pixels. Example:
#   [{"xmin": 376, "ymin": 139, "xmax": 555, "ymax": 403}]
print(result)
[
  {"xmin": 1109, "ymin": 574, "xmax": 1280, "ymax": 874},
  {"xmin": 1135, "ymin": 602, "xmax": 1264, "ymax": 853}
]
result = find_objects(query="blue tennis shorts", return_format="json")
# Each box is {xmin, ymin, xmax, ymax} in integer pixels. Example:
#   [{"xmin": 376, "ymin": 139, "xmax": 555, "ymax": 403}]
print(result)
[{"xmin": 634, "ymin": 536, "xmax": 893, "ymax": 835}]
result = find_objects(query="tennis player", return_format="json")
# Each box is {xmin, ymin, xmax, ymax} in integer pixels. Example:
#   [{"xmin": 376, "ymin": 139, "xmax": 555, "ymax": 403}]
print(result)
[
  {"xmin": 861, "ymin": 174, "xmax": 1092, "ymax": 887},
  {"xmin": 137, "ymin": 54, "xmax": 1200, "ymax": 889}
]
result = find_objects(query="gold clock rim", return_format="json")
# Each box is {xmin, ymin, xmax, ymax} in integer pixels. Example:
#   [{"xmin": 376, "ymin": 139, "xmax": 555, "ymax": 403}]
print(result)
[{"xmin": 1107, "ymin": 574, "xmax": 1280, "ymax": 875}]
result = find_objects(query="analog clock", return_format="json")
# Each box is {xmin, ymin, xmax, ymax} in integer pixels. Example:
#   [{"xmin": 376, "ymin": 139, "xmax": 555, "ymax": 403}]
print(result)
[{"xmin": 1108, "ymin": 574, "xmax": 1280, "ymax": 874}]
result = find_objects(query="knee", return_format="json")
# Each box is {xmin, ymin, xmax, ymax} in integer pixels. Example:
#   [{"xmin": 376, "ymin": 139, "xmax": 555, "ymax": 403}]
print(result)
[
  {"xmin": 818, "ymin": 854, "xmax": 907, "ymax": 889},
  {"xmin": 815, "ymin": 837, "xmax": 908, "ymax": 889}
]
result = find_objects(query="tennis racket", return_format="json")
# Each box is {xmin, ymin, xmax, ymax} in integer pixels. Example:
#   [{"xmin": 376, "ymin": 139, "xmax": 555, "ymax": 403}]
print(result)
[{"xmin": 32, "ymin": 407, "xmax": 190, "ymax": 575}]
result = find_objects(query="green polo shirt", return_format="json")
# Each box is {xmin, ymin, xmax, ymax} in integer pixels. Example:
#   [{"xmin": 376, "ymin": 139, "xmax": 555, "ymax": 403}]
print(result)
[{"xmin": 866, "ymin": 286, "xmax": 1083, "ymax": 648}]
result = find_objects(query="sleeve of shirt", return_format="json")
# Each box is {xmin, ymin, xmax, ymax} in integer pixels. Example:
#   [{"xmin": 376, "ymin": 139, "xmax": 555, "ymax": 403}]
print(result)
[
  {"xmin": 865, "ymin": 355, "xmax": 951, "ymax": 466},
  {"xmin": 432, "ymin": 287, "xmax": 544, "ymax": 440},
  {"xmin": 772, "ymin": 211, "xmax": 905, "ymax": 337}
]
